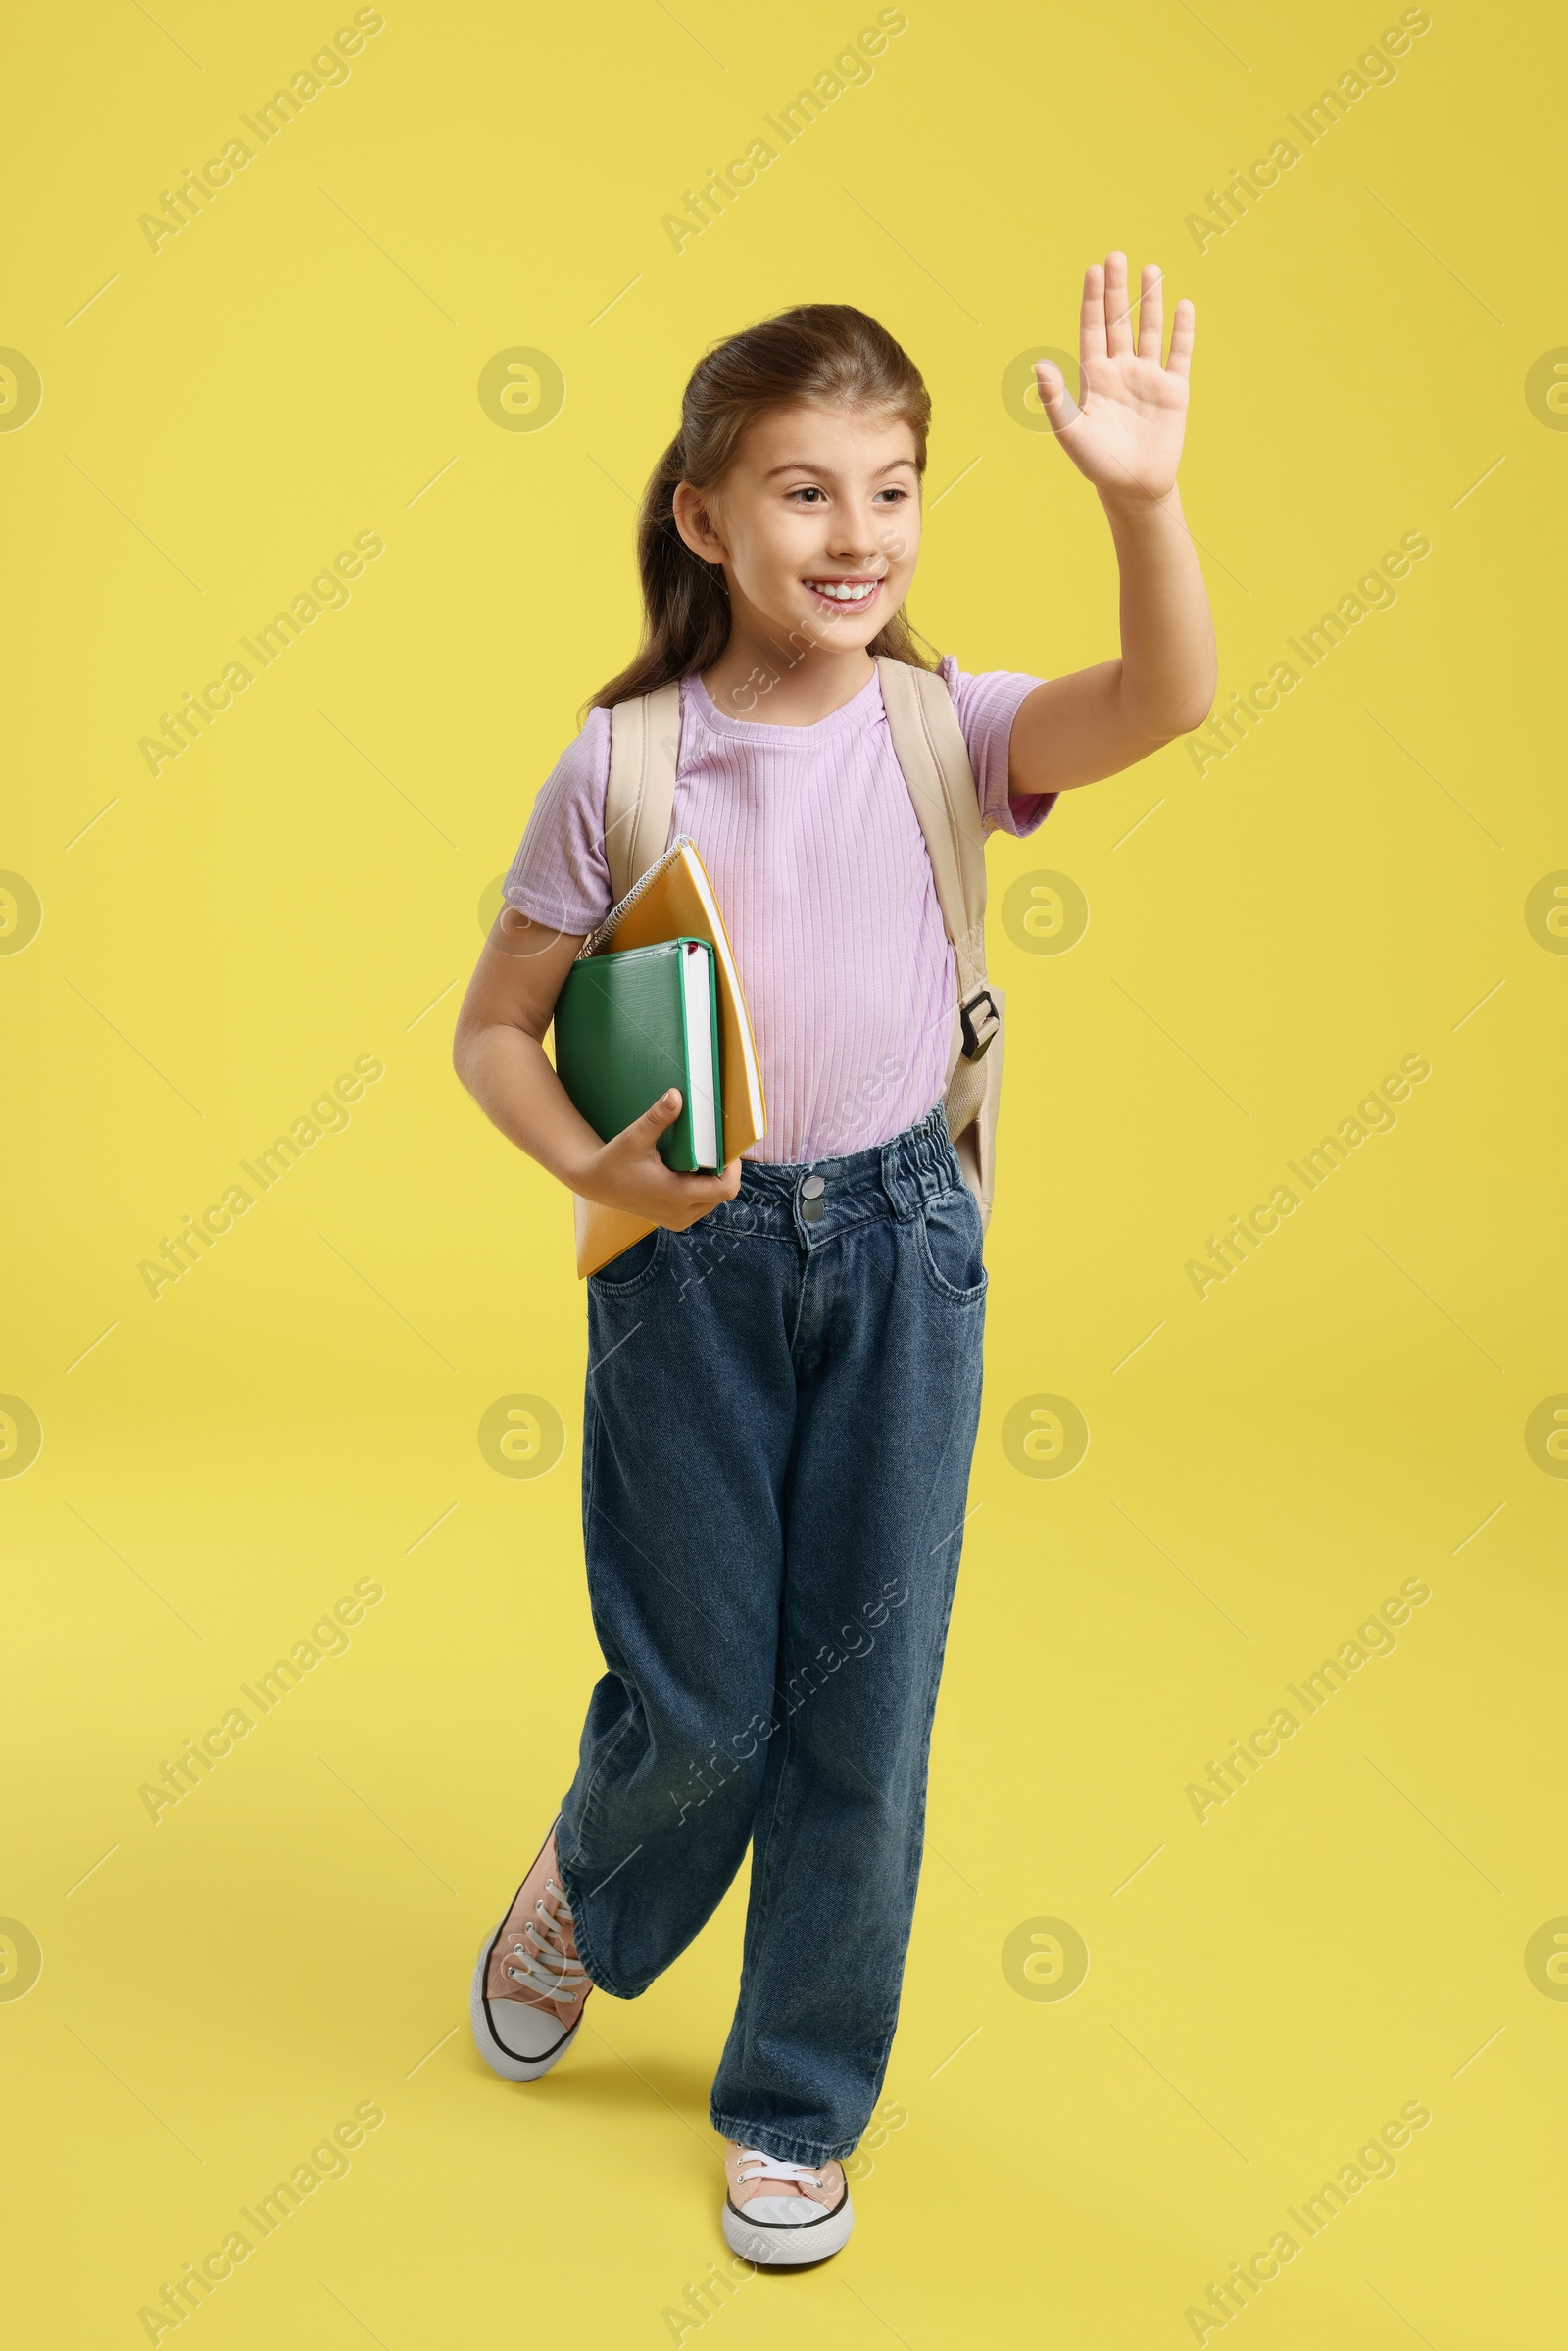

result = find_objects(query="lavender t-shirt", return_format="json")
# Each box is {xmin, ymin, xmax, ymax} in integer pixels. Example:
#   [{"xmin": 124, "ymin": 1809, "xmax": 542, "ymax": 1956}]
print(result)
[{"xmin": 505, "ymin": 656, "xmax": 1054, "ymax": 1164}]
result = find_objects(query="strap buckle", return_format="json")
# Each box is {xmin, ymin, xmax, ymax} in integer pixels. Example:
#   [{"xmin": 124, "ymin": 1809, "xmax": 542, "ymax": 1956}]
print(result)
[{"xmin": 958, "ymin": 986, "xmax": 1000, "ymax": 1064}]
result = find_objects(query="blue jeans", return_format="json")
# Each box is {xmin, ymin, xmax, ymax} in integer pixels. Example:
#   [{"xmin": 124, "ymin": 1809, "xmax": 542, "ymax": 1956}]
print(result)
[{"xmin": 554, "ymin": 1104, "xmax": 987, "ymax": 2166}]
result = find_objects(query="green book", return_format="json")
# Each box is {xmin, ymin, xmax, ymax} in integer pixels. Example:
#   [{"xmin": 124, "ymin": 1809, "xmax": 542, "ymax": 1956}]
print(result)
[{"xmin": 553, "ymin": 937, "xmax": 723, "ymax": 1173}]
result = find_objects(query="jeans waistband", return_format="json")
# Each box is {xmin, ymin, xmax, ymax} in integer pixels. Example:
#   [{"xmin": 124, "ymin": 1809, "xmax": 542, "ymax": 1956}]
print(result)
[{"xmin": 703, "ymin": 1102, "xmax": 960, "ymax": 1242}]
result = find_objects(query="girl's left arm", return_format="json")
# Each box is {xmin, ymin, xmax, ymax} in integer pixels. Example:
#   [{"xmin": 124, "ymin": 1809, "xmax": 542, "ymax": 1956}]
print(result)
[{"xmin": 1006, "ymin": 253, "xmax": 1217, "ymax": 796}]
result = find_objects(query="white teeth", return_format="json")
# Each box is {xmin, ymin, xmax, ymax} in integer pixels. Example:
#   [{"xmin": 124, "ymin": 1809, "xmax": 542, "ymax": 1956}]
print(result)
[{"xmin": 808, "ymin": 580, "xmax": 877, "ymax": 602}]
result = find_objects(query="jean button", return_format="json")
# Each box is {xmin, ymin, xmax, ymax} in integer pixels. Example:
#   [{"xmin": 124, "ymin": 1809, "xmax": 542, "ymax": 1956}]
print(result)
[{"xmin": 802, "ymin": 1175, "xmax": 825, "ymax": 1200}]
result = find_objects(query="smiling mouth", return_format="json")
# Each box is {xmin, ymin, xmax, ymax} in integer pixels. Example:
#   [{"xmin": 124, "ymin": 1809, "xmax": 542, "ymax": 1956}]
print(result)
[{"xmin": 803, "ymin": 576, "xmax": 884, "ymax": 610}]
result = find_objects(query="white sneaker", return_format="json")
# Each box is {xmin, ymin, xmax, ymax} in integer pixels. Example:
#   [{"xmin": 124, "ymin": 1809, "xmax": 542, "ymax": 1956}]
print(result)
[
  {"xmin": 470, "ymin": 1822, "xmax": 590, "ymax": 2082},
  {"xmin": 721, "ymin": 2142, "xmax": 854, "ymax": 2266}
]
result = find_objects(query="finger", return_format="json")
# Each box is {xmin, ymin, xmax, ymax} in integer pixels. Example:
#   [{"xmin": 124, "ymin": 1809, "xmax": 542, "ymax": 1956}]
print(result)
[
  {"xmin": 1136, "ymin": 263, "xmax": 1163, "ymax": 362},
  {"xmin": 667, "ymin": 1166, "xmax": 743, "ymax": 1226},
  {"xmin": 1166, "ymin": 297, "xmax": 1196, "ymax": 380},
  {"xmin": 1103, "ymin": 252, "xmax": 1133, "ymax": 357},
  {"xmin": 665, "ymin": 1158, "xmax": 742, "ymax": 1205},
  {"xmin": 1079, "ymin": 263, "xmax": 1106, "ymax": 367},
  {"xmin": 619, "ymin": 1087, "xmax": 683, "ymax": 1146},
  {"xmin": 1033, "ymin": 360, "xmax": 1081, "ymax": 438}
]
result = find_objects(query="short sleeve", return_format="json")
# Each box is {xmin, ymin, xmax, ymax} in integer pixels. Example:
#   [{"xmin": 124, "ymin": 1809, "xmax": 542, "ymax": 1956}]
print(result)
[
  {"xmin": 503, "ymin": 705, "xmax": 615, "ymax": 939},
  {"xmin": 938, "ymin": 655, "xmax": 1056, "ymax": 838}
]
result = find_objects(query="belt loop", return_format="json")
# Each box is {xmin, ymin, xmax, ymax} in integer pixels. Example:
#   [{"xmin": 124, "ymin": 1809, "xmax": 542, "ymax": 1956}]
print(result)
[{"xmin": 879, "ymin": 1134, "xmax": 912, "ymax": 1220}]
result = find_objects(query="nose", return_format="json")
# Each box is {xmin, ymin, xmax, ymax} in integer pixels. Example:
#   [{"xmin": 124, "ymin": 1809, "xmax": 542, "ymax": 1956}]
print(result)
[{"xmin": 827, "ymin": 507, "xmax": 885, "ymax": 567}]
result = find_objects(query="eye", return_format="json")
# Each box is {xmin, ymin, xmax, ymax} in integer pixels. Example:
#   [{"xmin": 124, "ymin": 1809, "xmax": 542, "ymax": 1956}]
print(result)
[
  {"xmin": 874, "ymin": 487, "xmax": 909, "ymax": 505},
  {"xmin": 787, "ymin": 485, "xmax": 826, "ymax": 504}
]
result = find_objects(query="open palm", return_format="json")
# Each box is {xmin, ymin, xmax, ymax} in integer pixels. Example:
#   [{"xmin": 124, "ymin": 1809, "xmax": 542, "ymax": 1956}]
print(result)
[{"xmin": 1035, "ymin": 255, "xmax": 1194, "ymax": 504}]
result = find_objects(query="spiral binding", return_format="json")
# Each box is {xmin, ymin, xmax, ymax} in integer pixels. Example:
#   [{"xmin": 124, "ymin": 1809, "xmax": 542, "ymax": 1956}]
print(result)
[{"xmin": 577, "ymin": 834, "xmax": 697, "ymax": 959}]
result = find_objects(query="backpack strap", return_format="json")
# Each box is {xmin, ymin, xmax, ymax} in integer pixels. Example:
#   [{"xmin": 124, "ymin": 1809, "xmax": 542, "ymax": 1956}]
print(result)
[
  {"xmin": 604, "ymin": 662, "xmax": 1004, "ymax": 1215},
  {"xmin": 605, "ymin": 682, "xmax": 682, "ymax": 903},
  {"xmin": 875, "ymin": 657, "xmax": 1002, "ymax": 1146}
]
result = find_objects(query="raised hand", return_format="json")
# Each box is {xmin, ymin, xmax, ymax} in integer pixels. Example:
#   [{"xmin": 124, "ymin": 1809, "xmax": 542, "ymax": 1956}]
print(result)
[{"xmin": 1034, "ymin": 255, "xmax": 1194, "ymax": 506}]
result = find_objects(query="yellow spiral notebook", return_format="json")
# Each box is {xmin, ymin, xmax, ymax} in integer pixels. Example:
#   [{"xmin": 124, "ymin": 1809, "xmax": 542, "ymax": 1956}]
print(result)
[{"xmin": 564, "ymin": 837, "xmax": 766, "ymax": 1278}]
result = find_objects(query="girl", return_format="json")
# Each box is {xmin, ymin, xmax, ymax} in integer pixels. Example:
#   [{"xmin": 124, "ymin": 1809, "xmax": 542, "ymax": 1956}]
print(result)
[{"xmin": 454, "ymin": 258, "xmax": 1214, "ymax": 2266}]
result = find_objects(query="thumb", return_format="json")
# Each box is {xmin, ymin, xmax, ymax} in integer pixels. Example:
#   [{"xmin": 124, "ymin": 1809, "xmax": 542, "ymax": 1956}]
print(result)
[
  {"xmin": 640, "ymin": 1086, "xmax": 683, "ymax": 1133},
  {"xmin": 1033, "ymin": 360, "xmax": 1081, "ymax": 432}
]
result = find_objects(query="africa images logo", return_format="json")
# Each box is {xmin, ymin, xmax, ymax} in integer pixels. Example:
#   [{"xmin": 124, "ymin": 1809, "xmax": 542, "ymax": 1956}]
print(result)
[
  {"xmin": 137, "ymin": 1053, "xmax": 384, "ymax": 1298},
  {"xmin": 1184, "ymin": 1053, "xmax": 1431, "ymax": 1299}
]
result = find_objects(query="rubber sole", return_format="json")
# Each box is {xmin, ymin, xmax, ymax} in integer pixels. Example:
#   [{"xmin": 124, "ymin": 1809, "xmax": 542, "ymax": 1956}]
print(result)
[
  {"xmin": 721, "ymin": 2187, "xmax": 855, "ymax": 2267},
  {"xmin": 469, "ymin": 1822, "xmax": 587, "ymax": 2083},
  {"xmin": 469, "ymin": 1931, "xmax": 586, "ymax": 2082}
]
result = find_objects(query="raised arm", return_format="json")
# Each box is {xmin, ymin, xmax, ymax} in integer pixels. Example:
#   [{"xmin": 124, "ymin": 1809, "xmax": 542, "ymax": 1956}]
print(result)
[{"xmin": 1006, "ymin": 254, "xmax": 1216, "ymax": 796}]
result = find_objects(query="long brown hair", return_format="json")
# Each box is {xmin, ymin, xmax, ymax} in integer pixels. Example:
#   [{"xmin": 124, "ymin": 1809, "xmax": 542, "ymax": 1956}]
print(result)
[{"xmin": 589, "ymin": 303, "xmax": 936, "ymax": 711}]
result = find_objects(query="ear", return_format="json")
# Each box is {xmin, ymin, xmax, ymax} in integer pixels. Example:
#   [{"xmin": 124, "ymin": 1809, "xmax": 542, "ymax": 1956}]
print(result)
[{"xmin": 671, "ymin": 480, "xmax": 728, "ymax": 566}]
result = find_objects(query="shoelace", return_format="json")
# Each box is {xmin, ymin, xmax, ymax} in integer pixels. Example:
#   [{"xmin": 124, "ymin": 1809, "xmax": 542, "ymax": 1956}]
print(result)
[
  {"xmin": 735, "ymin": 2148, "xmax": 828, "ymax": 2197},
  {"xmin": 502, "ymin": 1877, "xmax": 588, "ymax": 2006}
]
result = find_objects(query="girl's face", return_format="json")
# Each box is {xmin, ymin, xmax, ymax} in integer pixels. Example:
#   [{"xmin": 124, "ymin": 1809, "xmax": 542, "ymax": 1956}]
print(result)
[{"xmin": 675, "ymin": 404, "xmax": 922, "ymax": 651}]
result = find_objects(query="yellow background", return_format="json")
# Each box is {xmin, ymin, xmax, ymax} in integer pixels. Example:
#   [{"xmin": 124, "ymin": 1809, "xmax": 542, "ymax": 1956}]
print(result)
[{"xmin": 4, "ymin": 1, "xmax": 1564, "ymax": 2342}]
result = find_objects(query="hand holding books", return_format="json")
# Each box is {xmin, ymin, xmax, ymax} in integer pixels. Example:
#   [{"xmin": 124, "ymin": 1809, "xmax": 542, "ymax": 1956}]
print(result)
[
  {"xmin": 566, "ymin": 1082, "xmax": 741, "ymax": 1231},
  {"xmin": 555, "ymin": 934, "xmax": 725, "ymax": 1175},
  {"xmin": 551, "ymin": 839, "xmax": 766, "ymax": 1277}
]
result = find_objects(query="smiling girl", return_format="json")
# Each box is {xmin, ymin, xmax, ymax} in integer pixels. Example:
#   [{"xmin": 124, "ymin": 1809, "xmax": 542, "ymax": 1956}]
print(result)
[{"xmin": 454, "ymin": 260, "xmax": 1214, "ymax": 2265}]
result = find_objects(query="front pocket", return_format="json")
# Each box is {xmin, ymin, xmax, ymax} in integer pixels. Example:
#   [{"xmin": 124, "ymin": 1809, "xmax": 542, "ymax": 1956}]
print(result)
[
  {"xmin": 587, "ymin": 1226, "xmax": 663, "ymax": 1295},
  {"xmin": 916, "ymin": 1186, "xmax": 988, "ymax": 1303}
]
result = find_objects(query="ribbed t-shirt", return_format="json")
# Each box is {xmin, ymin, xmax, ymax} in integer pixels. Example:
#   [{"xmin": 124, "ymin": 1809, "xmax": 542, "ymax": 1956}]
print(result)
[{"xmin": 504, "ymin": 656, "xmax": 1054, "ymax": 1163}]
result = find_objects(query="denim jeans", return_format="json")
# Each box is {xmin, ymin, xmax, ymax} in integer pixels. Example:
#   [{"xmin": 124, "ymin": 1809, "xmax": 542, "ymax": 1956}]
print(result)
[{"xmin": 553, "ymin": 1104, "xmax": 987, "ymax": 2167}]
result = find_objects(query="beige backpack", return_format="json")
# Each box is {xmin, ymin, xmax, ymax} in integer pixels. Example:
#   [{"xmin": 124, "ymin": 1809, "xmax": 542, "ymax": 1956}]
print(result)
[{"xmin": 603, "ymin": 655, "xmax": 1004, "ymax": 1223}]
